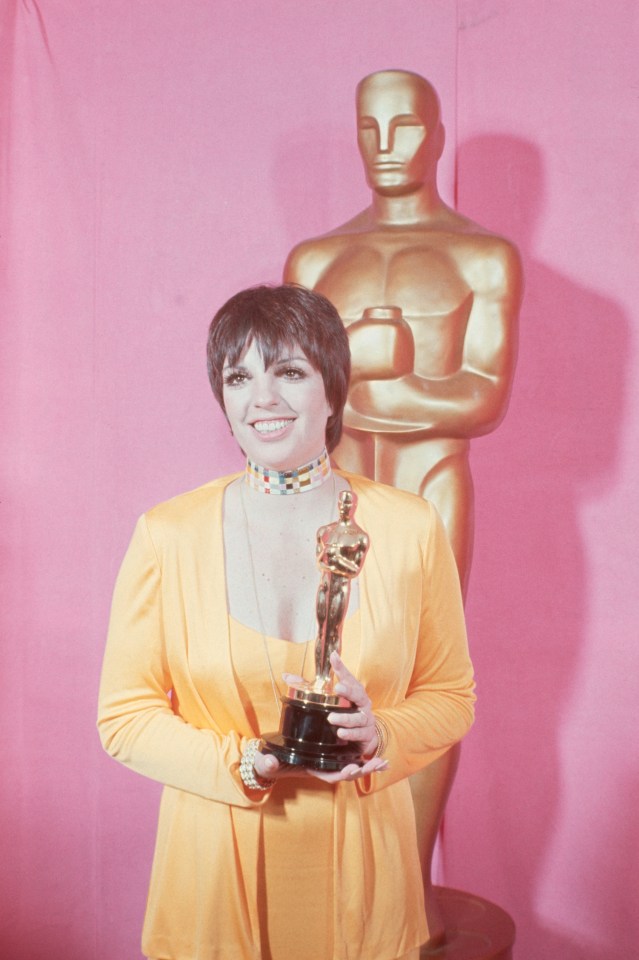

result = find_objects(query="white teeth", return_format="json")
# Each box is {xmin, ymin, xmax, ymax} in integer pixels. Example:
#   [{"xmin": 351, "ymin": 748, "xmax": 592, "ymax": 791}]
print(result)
[{"xmin": 253, "ymin": 419, "xmax": 292, "ymax": 434}]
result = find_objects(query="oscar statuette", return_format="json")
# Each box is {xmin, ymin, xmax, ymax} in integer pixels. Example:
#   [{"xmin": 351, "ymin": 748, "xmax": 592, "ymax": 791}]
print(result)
[{"xmin": 263, "ymin": 490, "xmax": 370, "ymax": 770}]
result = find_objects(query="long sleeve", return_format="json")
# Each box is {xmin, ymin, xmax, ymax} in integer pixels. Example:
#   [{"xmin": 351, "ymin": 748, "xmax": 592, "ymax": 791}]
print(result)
[
  {"xmin": 97, "ymin": 514, "xmax": 269, "ymax": 807},
  {"xmin": 358, "ymin": 501, "xmax": 475, "ymax": 793}
]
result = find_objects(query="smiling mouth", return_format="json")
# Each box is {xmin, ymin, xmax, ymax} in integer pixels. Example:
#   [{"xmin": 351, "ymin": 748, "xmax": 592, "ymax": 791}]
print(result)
[{"xmin": 252, "ymin": 419, "xmax": 294, "ymax": 435}]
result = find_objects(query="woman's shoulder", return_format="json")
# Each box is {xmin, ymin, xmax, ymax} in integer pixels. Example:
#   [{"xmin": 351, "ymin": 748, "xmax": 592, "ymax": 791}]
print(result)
[
  {"xmin": 338, "ymin": 470, "xmax": 433, "ymax": 511},
  {"xmin": 338, "ymin": 470, "xmax": 437, "ymax": 528},
  {"xmin": 142, "ymin": 473, "xmax": 240, "ymax": 530},
  {"xmin": 336, "ymin": 472, "xmax": 452, "ymax": 568}
]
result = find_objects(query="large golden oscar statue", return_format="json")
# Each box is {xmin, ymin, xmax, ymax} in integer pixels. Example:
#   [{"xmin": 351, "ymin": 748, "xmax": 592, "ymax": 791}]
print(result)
[{"xmin": 285, "ymin": 70, "xmax": 523, "ymax": 952}]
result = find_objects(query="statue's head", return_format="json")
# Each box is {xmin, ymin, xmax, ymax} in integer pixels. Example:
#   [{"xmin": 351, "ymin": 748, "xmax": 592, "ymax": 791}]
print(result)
[
  {"xmin": 338, "ymin": 489, "xmax": 355, "ymax": 521},
  {"xmin": 356, "ymin": 70, "xmax": 444, "ymax": 196}
]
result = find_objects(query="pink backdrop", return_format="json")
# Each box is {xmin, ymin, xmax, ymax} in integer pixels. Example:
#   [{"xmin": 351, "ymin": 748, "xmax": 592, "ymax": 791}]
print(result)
[{"xmin": 2, "ymin": 2, "xmax": 637, "ymax": 958}]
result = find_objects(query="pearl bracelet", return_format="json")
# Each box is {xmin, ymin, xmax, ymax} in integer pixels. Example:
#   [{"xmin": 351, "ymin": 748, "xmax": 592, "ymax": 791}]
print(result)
[{"xmin": 239, "ymin": 738, "xmax": 275, "ymax": 791}]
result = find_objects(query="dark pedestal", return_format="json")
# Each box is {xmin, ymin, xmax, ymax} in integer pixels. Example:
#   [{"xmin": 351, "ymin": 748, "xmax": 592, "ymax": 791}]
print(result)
[
  {"xmin": 420, "ymin": 887, "xmax": 516, "ymax": 960},
  {"xmin": 263, "ymin": 694, "xmax": 363, "ymax": 771}
]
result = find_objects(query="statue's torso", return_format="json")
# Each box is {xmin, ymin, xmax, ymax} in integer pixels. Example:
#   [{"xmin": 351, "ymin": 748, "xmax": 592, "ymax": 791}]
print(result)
[
  {"xmin": 306, "ymin": 228, "xmax": 484, "ymax": 379},
  {"xmin": 286, "ymin": 219, "xmax": 514, "ymax": 498}
]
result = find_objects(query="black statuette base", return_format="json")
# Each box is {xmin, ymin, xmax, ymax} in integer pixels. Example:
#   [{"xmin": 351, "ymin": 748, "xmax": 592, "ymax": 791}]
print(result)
[{"xmin": 263, "ymin": 695, "xmax": 365, "ymax": 771}]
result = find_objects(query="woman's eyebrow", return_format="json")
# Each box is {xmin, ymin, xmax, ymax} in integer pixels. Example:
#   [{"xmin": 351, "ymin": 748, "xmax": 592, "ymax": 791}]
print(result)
[
  {"xmin": 272, "ymin": 355, "xmax": 309, "ymax": 364},
  {"xmin": 222, "ymin": 361, "xmax": 247, "ymax": 371}
]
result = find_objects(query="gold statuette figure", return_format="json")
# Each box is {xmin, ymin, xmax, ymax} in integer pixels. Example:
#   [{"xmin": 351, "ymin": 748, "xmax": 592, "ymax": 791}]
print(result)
[
  {"xmin": 314, "ymin": 490, "xmax": 370, "ymax": 691},
  {"xmin": 264, "ymin": 490, "xmax": 370, "ymax": 769},
  {"xmin": 284, "ymin": 70, "xmax": 523, "ymax": 946}
]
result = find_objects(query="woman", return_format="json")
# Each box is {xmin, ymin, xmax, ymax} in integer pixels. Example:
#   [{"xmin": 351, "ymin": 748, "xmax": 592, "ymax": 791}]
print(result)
[{"xmin": 98, "ymin": 284, "xmax": 475, "ymax": 960}]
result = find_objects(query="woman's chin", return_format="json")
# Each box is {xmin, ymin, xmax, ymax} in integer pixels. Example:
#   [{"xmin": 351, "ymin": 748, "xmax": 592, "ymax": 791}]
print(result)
[{"xmin": 246, "ymin": 439, "xmax": 325, "ymax": 472}]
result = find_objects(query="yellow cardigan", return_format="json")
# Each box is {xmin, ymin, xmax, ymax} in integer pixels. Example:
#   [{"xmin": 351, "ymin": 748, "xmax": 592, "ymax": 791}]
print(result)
[{"xmin": 98, "ymin": 472, "xmax": 475, "ymax": 960}]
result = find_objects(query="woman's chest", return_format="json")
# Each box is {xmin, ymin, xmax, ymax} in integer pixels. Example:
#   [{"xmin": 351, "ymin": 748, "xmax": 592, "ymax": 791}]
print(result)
[{"xmin": 224, "ymin": 512, "xmax": 330, "ymax": 642}]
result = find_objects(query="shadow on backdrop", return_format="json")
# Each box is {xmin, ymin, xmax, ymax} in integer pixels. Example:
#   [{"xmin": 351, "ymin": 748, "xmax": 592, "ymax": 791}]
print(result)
[
  {"xmin": 270, "ymin": 124, "xmax": 364, "ymax": 254},
  {"xmin": 456, "ymin": 134, "xmax": 630, "ymax": 959}
]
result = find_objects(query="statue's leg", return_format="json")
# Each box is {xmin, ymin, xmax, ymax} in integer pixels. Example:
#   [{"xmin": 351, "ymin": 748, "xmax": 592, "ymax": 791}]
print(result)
[
  {"xmin": 371, "ymin": 444, "xmax": 473, "ymax": 946},
  {"xmin": 370, "ymin": 437, "xmax": 473, "ymax": 594},
  {"xmin": 418, "ymin": 452, "xmax": 474, "ymax": 599},
  {"xmin": 412, "ymin": 455, "xmax": 473, "ymax": 949},
  {"xmin": 325, "ymin": 579, "xmax": 347, "ymax": 664},
  {"xmin": 315, "ymin": 579, "xmax": 329, "ymax": 679},
  {"xmin": 410, "ymin": 745, "xmax": 461, "ymax": 950},
  {"xmin": 336, "ymin": 433, "xmax": 474, "ymax": 947}
]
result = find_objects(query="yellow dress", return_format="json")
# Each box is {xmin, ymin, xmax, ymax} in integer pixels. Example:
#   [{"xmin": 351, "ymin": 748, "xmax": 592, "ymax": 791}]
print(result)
[
  {"xmin": 98, "ymin": 472, "xmax": 475, "ymax": 960},
  {"xmin": 231, "ymin": 615, "xmax": 360, "ymax": 960}
]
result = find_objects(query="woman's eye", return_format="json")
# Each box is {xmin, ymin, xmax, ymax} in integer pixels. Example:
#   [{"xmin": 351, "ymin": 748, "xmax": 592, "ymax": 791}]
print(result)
[
  {"xmin": 223, "ymin": 371, "xmax": 247, "ymax": 386},
  {"xmin": 279, "ymin": 366, "xmax": 306, "ymax": 380}
]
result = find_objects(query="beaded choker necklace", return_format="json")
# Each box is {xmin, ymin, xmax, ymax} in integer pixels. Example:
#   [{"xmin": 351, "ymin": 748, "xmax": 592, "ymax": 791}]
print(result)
[{"xmin": 245, "ymin": 448, "xmax": 331, "ymax": 495}]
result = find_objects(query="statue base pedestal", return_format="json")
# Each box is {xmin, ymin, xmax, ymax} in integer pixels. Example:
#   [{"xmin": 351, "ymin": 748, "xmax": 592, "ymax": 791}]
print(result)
[
  {"xmin": 263, "ymin": 690, "xmax": 363, "ymax": 771},
  {"xmin": 421, "ymin": 887, "xmax": 515, "ymax": 960}
]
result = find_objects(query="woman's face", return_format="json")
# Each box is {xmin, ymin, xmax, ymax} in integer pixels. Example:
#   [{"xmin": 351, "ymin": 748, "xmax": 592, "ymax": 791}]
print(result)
[{"xmin": 222, "ymin": 339, "xmax": 332, "ymax": 470}]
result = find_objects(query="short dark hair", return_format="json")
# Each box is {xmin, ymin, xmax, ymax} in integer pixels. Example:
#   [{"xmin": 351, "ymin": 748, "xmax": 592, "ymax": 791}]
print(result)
[{"xmin": 207, "ymin": 285, "xmax": 350, "ymax": 452}]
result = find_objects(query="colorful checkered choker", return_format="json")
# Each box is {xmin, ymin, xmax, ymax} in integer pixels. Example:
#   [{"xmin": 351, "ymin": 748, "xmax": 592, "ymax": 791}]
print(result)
[{"xmin": 245, "ymin": 449, "xmax": 332, "ymax": 495}]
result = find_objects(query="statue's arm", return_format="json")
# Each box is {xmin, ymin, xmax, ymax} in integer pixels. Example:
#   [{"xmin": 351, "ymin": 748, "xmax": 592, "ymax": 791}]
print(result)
[
  {"xmin": 284, "ymin": 240, "xmax": 337, "ymax": 290},
  {"xmin": 347, "ymin": 241, "xmax": 523, "ymax": 438},
  {"xmin": 323, "ymin": 544, "xmax": 360, "ymax": 576},
  {"xmin": 352, "ymin": 535, "xmax": 370, "ymax": 571}
]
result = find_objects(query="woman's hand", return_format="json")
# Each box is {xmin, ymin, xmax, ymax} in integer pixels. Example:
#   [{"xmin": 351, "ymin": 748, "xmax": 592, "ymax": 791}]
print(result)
[
  {"xmin": 309, "ymin": 753, "xmax": 388, "ymax": 784},
  {"xmin": 252, "ymin": 747, "xmax": 309, "ymax": 783},
  {"xmin": 247, "ymin": 652, "xmax": 388, "ymax": 787},
  {"xmin": 308, "ymin": 651, "xmax": 388, "ymax": 784}
]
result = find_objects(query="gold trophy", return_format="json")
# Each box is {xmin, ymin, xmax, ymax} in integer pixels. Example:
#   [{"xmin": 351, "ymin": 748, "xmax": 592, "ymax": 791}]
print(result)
[{"xmin": 263, "ymin": 490, "xmax": 370, "ymax": 770}]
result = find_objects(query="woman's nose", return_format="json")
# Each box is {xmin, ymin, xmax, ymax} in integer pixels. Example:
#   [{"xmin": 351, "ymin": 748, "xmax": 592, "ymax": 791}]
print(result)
[{"xmin": 252, "ymin": 374, "xmax": 280, "ymax": 406}]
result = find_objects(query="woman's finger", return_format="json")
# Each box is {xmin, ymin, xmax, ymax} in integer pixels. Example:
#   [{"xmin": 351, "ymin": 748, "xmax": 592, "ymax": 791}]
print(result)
[
  {"xmin": 282, "ymin": 672, "xmax": 306, "ymax": 685},
  {"xmin": 325, "ymin": 653, "xmax": 378, "ymax": 753},
  {"xmin": 309, "ymin": 756, "xmax": 389, "ymax": 783},
  {"xmin": 329, "ymin": 709, "xmax": 371, "ymax": 728},
  {"xmin": 252, "ymin": 748, "xmax": 308, "ymax": 782},
  {"xmin": 359, "ymin": 756, "xmax": 389, "ymax": 776},
  {"xmin": 334, "ymin": 723, "xmax": 376, "ymax": 743},
  {"xmin": 252, "ymin": 749, "xmax": 281, "ymax": 779},
  {"xmin": 329, "ymin": 652, "xmax": 369, "ymax": 707},
  {"xmin": 329, "ymin": 651, "xmax": 357, "ymax": 685},
  {"xmin": 327, "ymin": 710, "xmax": 375, "ymax": 746}
]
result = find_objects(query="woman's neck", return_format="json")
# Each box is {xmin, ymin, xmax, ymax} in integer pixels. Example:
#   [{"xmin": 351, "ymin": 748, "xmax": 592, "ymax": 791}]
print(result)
[{"xmin": 244, "ymin": 448, "xmax": 331, "ymax": 496}]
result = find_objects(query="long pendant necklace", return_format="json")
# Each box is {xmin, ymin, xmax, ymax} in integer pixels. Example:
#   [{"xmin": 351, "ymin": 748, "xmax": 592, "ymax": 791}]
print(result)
[{"xmin": 238, "ymin": 460, "xmax": 337, "ymax": 716}]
